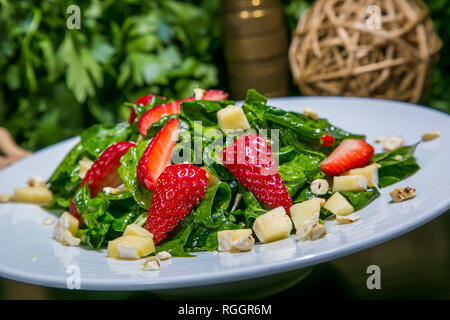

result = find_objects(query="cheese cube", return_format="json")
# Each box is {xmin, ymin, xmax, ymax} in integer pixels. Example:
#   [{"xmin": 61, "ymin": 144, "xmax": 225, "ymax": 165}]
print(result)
[
  {"xmin": 53, "ymin": 212, "xmax": 79, "ymax": 242},
  {"xmin": 217, "ymin": 229, "xmax": 254, "ymax": 252},
  {"xmin": 252, "ymin": 207, "xmax": 292, "ymax": 243},
  {"xmin": 107, "ymin": 235, "xmax": 155, "ymax": 260},
  {"xmin": 324, "ymin": 192, "xmax": 354, "ymax": 216},
  {"xmin": 332, "ymin": 175, "xmax": 368, "ymax": 192},
  {"xmin": 290, "ymin": 198, "xmax": 321, "ymax": 230},
  {"xmin": 217, "ymin": 105, "xmax": 250, "ymax": 133},
  {"xmin": 12, "ymin": 186, "xmax": 53, "ymax": 205},
  {"xmin": 345, "ymin": 164, "xmax": 379, "ymax": 187},
  {"xmin": 123, "ymin": 224, "xmax": 153, "ymax": 238}
]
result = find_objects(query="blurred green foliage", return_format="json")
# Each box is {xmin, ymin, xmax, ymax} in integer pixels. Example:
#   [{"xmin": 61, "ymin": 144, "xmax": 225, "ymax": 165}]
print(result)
[
  {"xmin": 0, "ymin": 0, "xmax": 448, "ymax": 151},
  {"xmin": 0, "ymin": 0, "xmax": 221, "ymax": 150}
]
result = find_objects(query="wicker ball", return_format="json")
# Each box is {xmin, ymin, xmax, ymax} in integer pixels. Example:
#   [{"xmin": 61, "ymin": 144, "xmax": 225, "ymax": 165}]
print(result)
[{"xmin": 289, "ymin": 0, "xmax": 442, "ymax": 103}]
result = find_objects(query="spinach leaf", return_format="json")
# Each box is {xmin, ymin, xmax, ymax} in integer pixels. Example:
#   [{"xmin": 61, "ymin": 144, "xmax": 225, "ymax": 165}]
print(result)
[
  {"xmin": 234, "ymin": 184, "xmax": 268, "ymax": 228},
  {"xmin": 80, "ymin": 122, "xmax": 132, "ymax": 158},
  {"xmin": 156, "ymin": 215, "xmax": 195, "ymax": 257},
  {"xmin": 73, "ymin": 184, "xmax": 114, "ymax": 249},
  {"xmin": 278, "ymin": 153, "xmax": 322, "ymax": 197},
  {"xmin": 118, "ymin": 139, "xmax": 153, "ymax": 209},
  {"xmin": 371, "ymin": 143, "xmax": 420, "ymax": 188},
  {"xmin": 340, "ymin": 188, "xmax": 380, "ymax": 211},
  {"xmin": 274, "ymin": 145, "xmax": 297, "ymax": 164},
  {"xmin": 181, "ymin": 100, "xmax": 233, "ymax": 126}
]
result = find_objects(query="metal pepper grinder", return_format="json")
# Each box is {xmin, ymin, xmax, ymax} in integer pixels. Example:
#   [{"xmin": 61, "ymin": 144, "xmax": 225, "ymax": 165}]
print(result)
[{"xmin": 221, "ymin": 0, "xmax": 289, "ymax": 100}]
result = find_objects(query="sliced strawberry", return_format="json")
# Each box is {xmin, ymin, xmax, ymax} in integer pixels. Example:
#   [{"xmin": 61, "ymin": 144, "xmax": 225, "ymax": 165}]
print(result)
[
  {"xmin": 138, "ymin": 97, "xmax": 194, "ymax": 136},
  {"xmin": 221, "ymin": 133, "xmax": 292, "ymax": 213},
  {"xmin": 69, "ymin": 141, "xmax": 136, "ymax": 225},
  {"xmin": 320, "ymin": 139, "xmax": 374, "ymax": 176},
  {"xmin": 202, "ymin": 89, "xmax": 229, "ymax": 101},
  {"xmin": 145, "ymin": 164, "xmax": 208, "ymax": 244},
  {"xmin": 129, "ymin": 94, "xmax": 166, "ymax": 124},
  {"xmin": 137, "ymin": 118, "xmax": 180, "ymax": 191},
  {"xmin": 320, "ymin": 134, "xmax": 335, "ymax": 147}
]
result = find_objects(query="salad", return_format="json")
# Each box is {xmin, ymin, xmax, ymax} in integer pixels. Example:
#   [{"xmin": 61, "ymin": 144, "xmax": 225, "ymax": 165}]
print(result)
[{"xmin": 12, "ymin": 88, "xmax": 423, "ymax": 261}]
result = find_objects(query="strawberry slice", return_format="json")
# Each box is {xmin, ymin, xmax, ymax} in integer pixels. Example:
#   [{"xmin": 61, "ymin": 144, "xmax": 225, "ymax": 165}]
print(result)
[
  {"xmin": 138, "ymin": 97, "xmax": 194, "ymax": 136},
  {"xmin": 145, "ymin": 164, "xmax": 208, "ymax": 244},
  {"xmin": 69, "ymin": 141, "xmax": 136, "ymax": 225},
  {"xmin": 221, "ymin": 133, "xmax": 292, "ymax": 213},
  {"xmin": 137, "ymin": 117, "xmax": 180, "ymax": 191},
  {"xmin": 320, "ymin": 139, "xmax": 374, "ymax": 176},
  {"xmin": 129, "ymin": 94, "xmax": 166, "ymax": 124},
  {"xmin": 201, "ymin": 89, "xmax": 229, "ymax": 101}
]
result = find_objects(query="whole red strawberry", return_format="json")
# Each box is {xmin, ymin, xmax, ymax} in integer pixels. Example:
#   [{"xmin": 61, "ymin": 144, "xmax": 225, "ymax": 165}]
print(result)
[
  {"xmin": 320, "ymin": 139, "xmax": 374, "ymax": 176},
  {"xmin": 221, "ymin": 133, "xmax": 292, "ymax": 213},
  {"xmin": 70, "ymin": 141, "xmax": 136, "ymax": 225},
  {"xmin": 145, "ymin": 164, "xmax": 208, "ymax": 244}
]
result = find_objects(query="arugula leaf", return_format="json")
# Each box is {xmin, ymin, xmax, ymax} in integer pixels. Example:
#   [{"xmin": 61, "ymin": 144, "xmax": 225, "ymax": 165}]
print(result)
[
  {"xmin": 371, "ymin": 143, "xmax": 420, "ymax": 188},
  {"xmin": 118, "ymin": 139, "xmax": 153, "ymax": 209}
]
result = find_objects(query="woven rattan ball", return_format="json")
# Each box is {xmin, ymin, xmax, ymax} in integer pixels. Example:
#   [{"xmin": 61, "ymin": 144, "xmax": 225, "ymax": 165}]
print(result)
[{"xmin": 289, "ymin": 0, "xmax": 442, "ymax": 103}]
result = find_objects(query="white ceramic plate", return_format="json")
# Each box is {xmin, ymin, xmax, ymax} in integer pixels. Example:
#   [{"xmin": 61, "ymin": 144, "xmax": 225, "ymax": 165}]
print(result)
[{"xmin": 0, "ymin": 97, "xmax": 449, "ymax": 294}]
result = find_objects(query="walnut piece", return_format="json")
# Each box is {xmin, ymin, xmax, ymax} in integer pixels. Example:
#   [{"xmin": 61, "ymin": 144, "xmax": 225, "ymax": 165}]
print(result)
[{"xmin": 389, "ymin": 187, "xmax": 416, "ymax": 203}]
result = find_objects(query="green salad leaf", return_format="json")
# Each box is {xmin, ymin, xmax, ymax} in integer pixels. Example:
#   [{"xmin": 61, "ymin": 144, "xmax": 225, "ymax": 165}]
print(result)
[{"xmin": 372, "ymin": 143, "xmax": 420, "ymax": 187}]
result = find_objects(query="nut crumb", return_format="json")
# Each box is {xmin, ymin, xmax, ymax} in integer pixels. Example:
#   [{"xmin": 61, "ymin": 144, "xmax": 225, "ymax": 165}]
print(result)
[
  {"xmin": 375, "ymin": 136, "xmax": 387, "ymax": 143},
  {"xmin": 142, "ymin": 257, "xmax": 160, "ymax": 271},
  {"xmin": 31, "ymin": 254, "xmax": 37, "ymax": 261},
  {"xmin": 394, "ymin": 155, "xmax": 403, "ymax": 161},
  {"xmin": 383, "ymin": 136, "xmax": 404, "ymax": 151},
  {"xmin": 390, "ymin": 186, "xmax": 416, "ymax": 203},
  {"xmin": 42, "ymin": 216, "xmax": 55, "ymax": 225},
  {"xmin": 231, "ymin": 235, "xmax": 255, "ymax": 252},
  {"xmin": 310, "ymin": 179, "xmax": 329, "ymax": 195},
  {"xmin": 0, "ymin": 193, "xmax": 12, "ymax": 203},
  {"xmin": 336, "ymin": 214, "xmax": 360, "ymax": 224},
  {"xmin": 303, "ymin": 107, "xmax": 318, "ymax": 120},
  {"xmin": 62, "ymin": 231, "xmax": 81, "ymax": 246},
  {"xmin": 296, "ymin": 213, "xmax": 327, "ymax": 241},
  {"xmin": 27, "ymin": 175, "xmax": 46, "ymax": 188},
  {"xmin": 421, "ymin": 131, "xmax": 442, "ymax": 141},
  {"xmin": 156, "ymin": 251, "xmax": 172, "ymax": 261}
]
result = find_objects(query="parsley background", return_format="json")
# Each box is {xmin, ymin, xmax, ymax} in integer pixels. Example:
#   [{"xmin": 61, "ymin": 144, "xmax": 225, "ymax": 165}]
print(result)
[{"xmin": 0, "ymin": 0, "xmax": 448, "ymax": 151}]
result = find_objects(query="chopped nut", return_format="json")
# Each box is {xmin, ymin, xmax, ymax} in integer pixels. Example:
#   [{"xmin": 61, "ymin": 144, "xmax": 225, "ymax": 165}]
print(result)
[
  {"xmin": 390, "ymin": 186, "xmax": 416, "ymax": 202},
  {"xmin": 194, "ymin": 88, "xmax": 205, "ymax": 100},
  {"xmin": 27, "ymin": 175, "xmax": 46, "ymax": 188},
  {"xmin": 142, "ymin": 257, "xmax": 160, "ymax": 271},
  {"xmin": 62, "ymin": 230, "xmax": 81, "ymax": 246},
  {"xmin": 336, "ymin": 214, "xmax": 360, "ymax": 224},
  {"xmin": 103, "ymin": 187, "xmax": 121, "ymax": 195},
  {"xmin": 231, "ymin": 235, "xmax": 255, "ymax": 252},
  {"xmin": 422, "ymin": 131, "xmax": 442, "ymax": 141},
  {"xmin": 116, "ymin": 184, "xmax": 127, "ymax": 192},
  {"xmin": 78, "ymin": 157, "xmax": 94, "ymax": 179},
  {"xmin": 309, "ymin": 223, "xmax": 327, "ymax": 240},
  {"xmin": 310, "ymin": 179, "xmax": 329, "ymax": 195},
  {"xmin": 296, "ymin": 212, "xmax": 326, "ymax": 241},
  {"xmin": 136, "ymin": 135, "xmax": 144, "ymax": 144},
  {"xmin": 375, "ymin": 136, "xmax": 387, "ymax": 143},
  {"xmin": 303, "ymin": 107, "xmax": 318, "ymax": 120},
  {"xmin": 42, "ymin": 216, "xmax": 55, "ymax": 225},
  {"xmin": 31, "ymin": 254, "xmax": 37, "ymax": 261},
  {"xmin": 156, "ymin": 251, "xmax": 172, "ymax": 261},
  {"xmin": 0, "ymin": 193, "xmax": 12, "ymax": 203},
  {"xmin": 383, "ymin": 136, "xmax": 404, "ymax": 151},
  {"xmin": 394, "ymin": 155, "xmax": 403, "ymax": 161}
]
